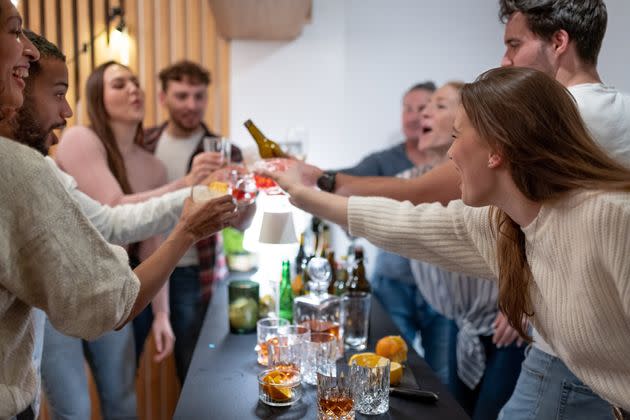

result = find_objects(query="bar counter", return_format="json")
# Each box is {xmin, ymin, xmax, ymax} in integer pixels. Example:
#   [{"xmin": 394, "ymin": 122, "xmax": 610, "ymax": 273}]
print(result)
[{"xmin": 174, "ymin": 275, "xmax": 469, "ymax": 419}]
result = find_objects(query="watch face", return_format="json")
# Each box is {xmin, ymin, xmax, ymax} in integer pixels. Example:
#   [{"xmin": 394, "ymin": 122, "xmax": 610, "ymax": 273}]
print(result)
[{"xmin": 317, "ymin": 173, "xmax": 335, "ymax": 192}]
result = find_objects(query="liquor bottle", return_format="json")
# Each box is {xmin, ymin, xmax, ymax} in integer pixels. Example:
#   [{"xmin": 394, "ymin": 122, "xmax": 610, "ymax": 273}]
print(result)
[
  {"xmin": 332, "ymin": 255, "xmax": 349, "ymax": 296},
  {"xmin": 279, "ymin": 260, "xmax": 294, "ymax": 322},
  {"xmin": 293, "ymin": 258, "xmax": 342, "ymax": 348},
  {"xmin": 243, "ymin": 119, "xmax": 288, "ymax": 159},
  {"xmin": 311, "ymin": 217, "xmax": 322, "ymax": 255},
  {"xmin": 326, "ymin": 250, "xmax": 337, "ymax": 295},
  {"xmin": 347, "ymin": 247, "xmax": 371, "ymax": 293},
  {"xmin": 317, "ymin": 224, "xmax": 330, "ymax": 258},
  {"xmin": 292, "ymin": 233, "xmax": 306, "ymax": 296}
]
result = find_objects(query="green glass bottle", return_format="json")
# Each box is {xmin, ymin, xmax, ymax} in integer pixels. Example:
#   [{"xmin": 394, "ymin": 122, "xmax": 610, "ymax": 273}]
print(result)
[{"xmin": 279, "ymin": 259, "xmax": 294, "ymax": 322}]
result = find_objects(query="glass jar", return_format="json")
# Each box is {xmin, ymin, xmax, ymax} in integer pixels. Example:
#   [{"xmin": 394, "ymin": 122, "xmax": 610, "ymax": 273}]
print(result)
[{"xmin": 228, "ymin": 279, "xmax": 259, "ymax": 334}]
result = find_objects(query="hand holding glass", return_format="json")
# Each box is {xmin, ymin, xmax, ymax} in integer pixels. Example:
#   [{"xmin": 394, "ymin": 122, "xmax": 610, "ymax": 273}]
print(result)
[{"xmin": 203, "ymin": 136, "xmax": 231, "ymax": 166}]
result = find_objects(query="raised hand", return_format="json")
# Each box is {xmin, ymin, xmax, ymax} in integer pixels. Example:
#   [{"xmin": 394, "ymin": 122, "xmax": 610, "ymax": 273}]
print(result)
[
  {"xmin": 200, "ymin": 164, "xmax": 248, "ymax": 186},
  {"xmin": 178, "ymin": 195, "xmax": 237, "ymax": 242},
  {"xmin": 256, "ymin": 158, "xmax": 321, "ymax": 194},
  {"xmin": 184, "ymin": 152, "xmax": 225, "ymax": 186}
]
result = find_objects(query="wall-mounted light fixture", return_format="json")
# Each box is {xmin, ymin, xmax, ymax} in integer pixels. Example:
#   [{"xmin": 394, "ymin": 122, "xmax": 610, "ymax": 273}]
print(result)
[{"xmin": 70, "ymin": 6, "xmax": 130, "ymax": 66}]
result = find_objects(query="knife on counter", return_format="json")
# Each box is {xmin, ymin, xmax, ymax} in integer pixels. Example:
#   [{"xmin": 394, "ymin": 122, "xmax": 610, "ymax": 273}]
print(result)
[{"xmin": 389, "ymin": 386, "xmax": 439, "ymax": 403}]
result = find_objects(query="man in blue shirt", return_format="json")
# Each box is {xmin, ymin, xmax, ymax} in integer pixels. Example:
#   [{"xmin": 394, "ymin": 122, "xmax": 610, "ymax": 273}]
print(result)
[{"xmin": 320, "ymin": 82, "xmax": 455, "ymax": 384}]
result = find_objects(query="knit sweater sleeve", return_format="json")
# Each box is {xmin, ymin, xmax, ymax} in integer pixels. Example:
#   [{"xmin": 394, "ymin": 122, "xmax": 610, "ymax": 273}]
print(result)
[
  {"xmin": 348, "ymin": 196, "xmax": 498, "ymax": 280},
  {"xmin": 1, "ymin": 141, "xmax": 140, "ymax": 340},
  {"xmin": 596, "ymin": 194, "xmax": 630, "ymax": 321}
]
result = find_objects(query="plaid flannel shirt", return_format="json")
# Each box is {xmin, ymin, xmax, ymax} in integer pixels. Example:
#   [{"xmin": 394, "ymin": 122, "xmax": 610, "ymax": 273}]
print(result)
[{"xmin": 143, "ymin": 122, "xmax": 242, "ymax": 302}]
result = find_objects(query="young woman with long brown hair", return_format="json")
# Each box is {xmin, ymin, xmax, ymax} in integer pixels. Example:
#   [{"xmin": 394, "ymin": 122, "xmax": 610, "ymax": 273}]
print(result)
[
  {"xmin": 50, "ymin": 61, "xmax": 224, "ymax": 419},
  {"xmin": 266, "ymin": 66, "xmax": 630, "ymax": 413}
]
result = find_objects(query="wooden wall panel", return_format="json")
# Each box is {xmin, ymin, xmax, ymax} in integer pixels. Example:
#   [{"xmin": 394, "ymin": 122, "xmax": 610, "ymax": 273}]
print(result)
[
  {"xmin": 76, "ymin": 0, "xmax": 91, "ymax": 124},
  {"xmin": 186, "ymin": 0, "xmax": 201, "ymax": 62},
  {"xmin": 15, "ymin": 1, "xmax": 231, "ymax": 419},
  {"xmin": 125, "ymin": 0, "xmax": 139, "ymax": 74},
  {"xmin": 171, "ymin": 0, "xmax": 186, "ymax": 61},
  {"xmin": 60, "ymin": 0, "xmax": 77, "ymax": 127},
  {"xmin": 156, "ymin": 0, "xmax": 171, "ymax": 123},
  {"xmin": 218, "ymin": 37, "xmax": 230, "ymax": 136},
  {"xmin": 139, "ymin": 0, "xmax": 157, "ymax": 126},
  {"xmin": 43, "ymin": 0, "xmax": 58, "ymax": 47},
  {"xmin": 201, "ymin": 0, "xmax": 217, "ymax": 131},
  {"xmin": 26, "ymin": 0, "xmax": 41, "ymax": 33}
]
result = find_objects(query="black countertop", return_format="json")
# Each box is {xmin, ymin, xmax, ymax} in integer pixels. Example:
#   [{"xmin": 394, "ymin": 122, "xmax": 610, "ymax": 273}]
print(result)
[{"xmin": 175, "ymin": 276, "xmax": 469, "ymax": 419}]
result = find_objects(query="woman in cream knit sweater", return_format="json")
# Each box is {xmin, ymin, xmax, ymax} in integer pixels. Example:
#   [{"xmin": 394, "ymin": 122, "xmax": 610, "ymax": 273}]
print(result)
[{"xmin": 266, "ymin": 67, "xmax": 630, "ymax": 411}]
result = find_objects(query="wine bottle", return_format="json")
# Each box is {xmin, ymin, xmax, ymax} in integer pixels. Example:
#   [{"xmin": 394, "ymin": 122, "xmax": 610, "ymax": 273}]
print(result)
[{"xmin": 243, "ymin": 119, "xmax": 288, "ymax": 159}]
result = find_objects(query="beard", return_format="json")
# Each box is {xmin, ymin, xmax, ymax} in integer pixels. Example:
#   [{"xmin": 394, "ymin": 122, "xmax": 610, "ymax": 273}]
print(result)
[{"xmin": 13, "ymin": 99, "xmax": 51, "ymax": 156}]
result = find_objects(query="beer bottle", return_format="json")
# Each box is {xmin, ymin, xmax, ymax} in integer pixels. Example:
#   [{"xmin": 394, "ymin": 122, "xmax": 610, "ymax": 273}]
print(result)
[
  {"xmin": 243, "ymin": 119, "xmax": 288, "ymax": 158},
  {"xmin": 292, "ymin": 233, "xmax": 306, "ymax": 296},
  {"xmin": 326, "ymin": 250, "xmax": 337, "ymax": 295},
  {"xmin": 348, "ymin": 246, "xmax": 371, "ymax": 293},
  {"xmin": 279, "ymin": 260, "xmax": 294, "ymax": 322},
  {"xmin": 333, "ymin": 255, "xmax": 349, "ymax": 296}
]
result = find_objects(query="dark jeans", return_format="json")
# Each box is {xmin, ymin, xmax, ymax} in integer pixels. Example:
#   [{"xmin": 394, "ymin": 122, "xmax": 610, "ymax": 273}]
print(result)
[
  {"xmin": 449, "ymin": 333, "xmax": 525, "ymax": 420},
  {"xmin": 133, "ymin": 266, "xmax": 209, "ymax": 384},
  {"xmin": 371, "ymin": 273, "xmax": 457, "ymax": 386}
]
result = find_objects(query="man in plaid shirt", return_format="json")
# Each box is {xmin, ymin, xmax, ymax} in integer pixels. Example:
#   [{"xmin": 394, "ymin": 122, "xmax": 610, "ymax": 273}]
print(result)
[{"xmin": 143, "ymin": 60, "xmax": 253, "ymax": 383}]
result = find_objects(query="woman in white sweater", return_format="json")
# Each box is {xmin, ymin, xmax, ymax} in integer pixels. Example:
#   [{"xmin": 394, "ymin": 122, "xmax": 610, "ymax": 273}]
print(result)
[
  {"xmin": 266, "ymin": 66, "xmax": 630, "ymax": 413},
  {"xmin": 0, "ymin": 2, "xmax": 237, "ymax": 417}
]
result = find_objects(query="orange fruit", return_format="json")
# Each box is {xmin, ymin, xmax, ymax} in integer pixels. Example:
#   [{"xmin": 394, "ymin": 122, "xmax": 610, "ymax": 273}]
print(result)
[
  {"xmin": 375, "ymin": 335, "xmax": 408, "ymax": 363},
  {"xmin": 262, "ymin": 369, "xmax": 297, "ymax": 401},
  {"xmin": 389, "ymin": 361, "xmax": 403, "ymax": 386},
  {"xmin": 347, "ymin": 352, "xmax": 387, "ymax": 368},
  {"xmin": 348, "ymin": 352, "xmax": 403, "ymax": 385}
]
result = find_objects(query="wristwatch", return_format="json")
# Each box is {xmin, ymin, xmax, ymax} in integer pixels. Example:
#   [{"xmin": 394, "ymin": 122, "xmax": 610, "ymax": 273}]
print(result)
[{"xmin": 316, "ymin": 171, "xmax": 336, "ymax": 192}]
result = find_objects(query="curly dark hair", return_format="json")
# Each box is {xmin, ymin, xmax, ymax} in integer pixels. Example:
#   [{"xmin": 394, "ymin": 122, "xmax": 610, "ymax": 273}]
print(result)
[
  {"xmin": 24, "ymin": 30, "xmax": 65, "ymax": 78},
  {"xmin": 158, "ymin": 60, "xmax": 211, "ymax": 91}
]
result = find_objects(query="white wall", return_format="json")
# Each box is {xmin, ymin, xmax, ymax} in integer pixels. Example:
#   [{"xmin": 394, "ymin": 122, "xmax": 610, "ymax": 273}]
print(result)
[
  {"xmin": 230, "ymin": 0, "xmax": 630, "ymax": 267},
  {"xmin": 230, "ymin": 0, "xmax": 630, "ymax": 169}
]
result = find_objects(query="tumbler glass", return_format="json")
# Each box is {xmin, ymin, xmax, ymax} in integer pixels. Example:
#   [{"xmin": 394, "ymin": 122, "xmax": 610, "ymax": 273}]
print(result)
[{"xmin": 228, "ymin": 279, "xmax": 258, "ymax": 334}]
